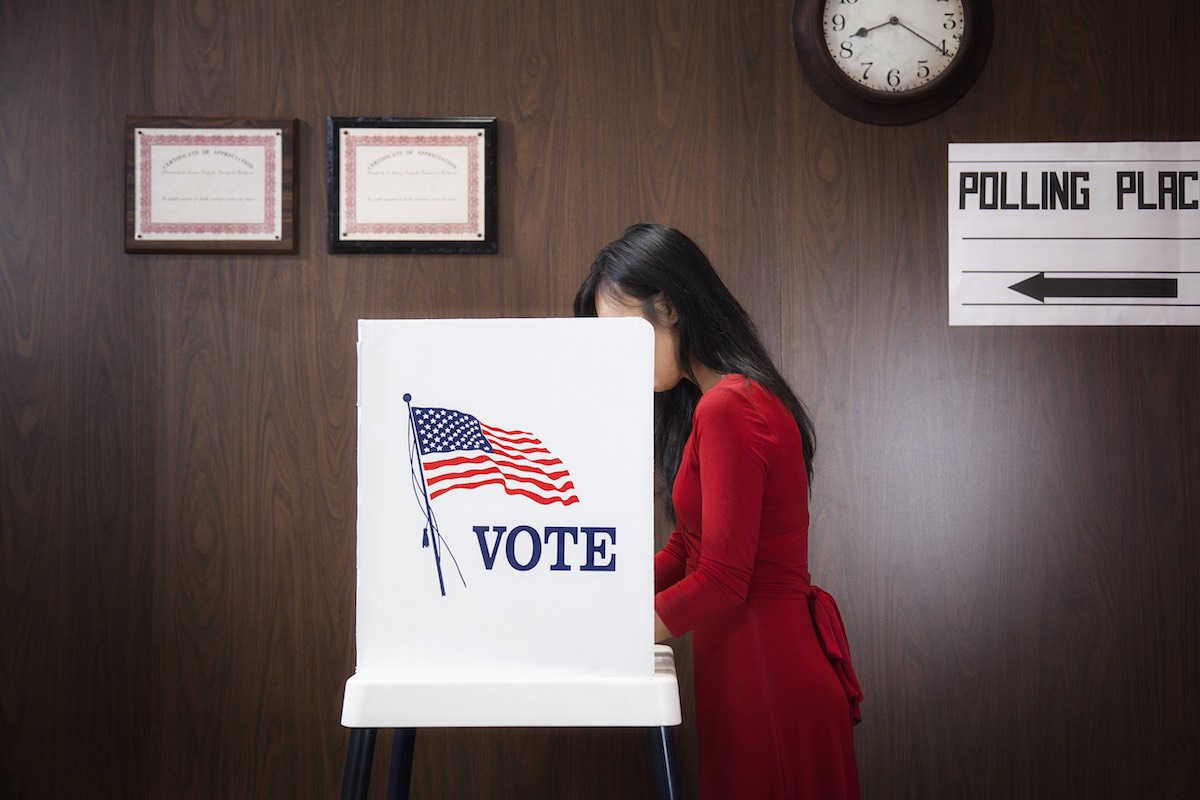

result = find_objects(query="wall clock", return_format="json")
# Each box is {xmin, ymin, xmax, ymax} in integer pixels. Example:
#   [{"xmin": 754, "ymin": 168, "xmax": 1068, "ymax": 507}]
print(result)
[{"xmin": 792, "ymin": 0, "xmax": 994, "ymax": 125}]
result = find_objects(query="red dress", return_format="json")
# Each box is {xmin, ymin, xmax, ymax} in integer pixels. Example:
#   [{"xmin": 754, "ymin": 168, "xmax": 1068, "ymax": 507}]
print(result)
[{"xmin": 655, "ymin": 375, "xmax": 861, "ymax": 800}]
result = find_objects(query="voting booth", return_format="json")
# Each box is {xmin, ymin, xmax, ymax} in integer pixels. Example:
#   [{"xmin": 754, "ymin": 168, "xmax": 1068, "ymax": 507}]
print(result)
[{"xmin": 341, "ymin": 318, "xmax": 682, "ymax": 799}]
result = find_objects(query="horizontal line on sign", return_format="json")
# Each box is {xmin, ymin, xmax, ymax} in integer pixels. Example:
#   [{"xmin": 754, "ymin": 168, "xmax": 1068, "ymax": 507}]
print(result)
[
  {"xmin": 962, "ymin": 237, "xmax": 1200, "ymax": 241},
  {"xmin": 961, "ymin": 302, "xmax": 1200, "ymax": 307},
  {"xmin": 962, "ymin": 269, "xmax": 1200, "ymax": 274},
  {"xmin": 949, "ymin": 159, "xmax": 1200, "ymax": 164}
]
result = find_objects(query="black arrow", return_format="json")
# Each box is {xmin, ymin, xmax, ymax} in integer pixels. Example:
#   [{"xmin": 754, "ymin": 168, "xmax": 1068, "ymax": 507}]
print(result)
[{"xmin": 1008, "ymin": 273, "xmax": 1179, "ymax": 303}]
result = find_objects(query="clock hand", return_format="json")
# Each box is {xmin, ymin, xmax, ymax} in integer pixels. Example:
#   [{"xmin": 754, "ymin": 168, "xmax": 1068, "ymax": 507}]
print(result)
[
  {"xmin": 895, "ymin": 20, "xmax": 951, "ymax": 55},
  {"xmin": 851, "ymin": 17, "xmax": 898, "ymax": 38}
]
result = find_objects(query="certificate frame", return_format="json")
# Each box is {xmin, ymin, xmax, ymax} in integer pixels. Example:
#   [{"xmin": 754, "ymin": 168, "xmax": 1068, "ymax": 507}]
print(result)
[
  {"xmin": 326, "ymin": 116, "xmax": 497, "ymax": 254},
  {"xmin": 124, "ymin": 116, "xmax": 297, "ymax": 254}
]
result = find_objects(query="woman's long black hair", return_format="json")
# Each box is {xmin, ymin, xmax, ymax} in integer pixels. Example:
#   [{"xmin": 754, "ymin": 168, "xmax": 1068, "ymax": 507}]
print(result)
[{"xmin": 574, "ymin": 224, "xmax": 815, "ymax": 518}]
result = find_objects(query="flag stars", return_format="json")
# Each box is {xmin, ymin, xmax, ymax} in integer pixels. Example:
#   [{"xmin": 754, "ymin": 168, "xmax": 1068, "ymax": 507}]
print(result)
[{"xmin": 412, "ymin": 405, "xmax": 493, "ymax": 454}]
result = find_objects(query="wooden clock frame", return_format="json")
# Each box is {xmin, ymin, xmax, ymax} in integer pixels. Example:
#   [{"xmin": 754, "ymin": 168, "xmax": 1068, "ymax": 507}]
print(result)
[{"xmin": 791, "ymin": 0, "xmax": 994, "ymax": 125}]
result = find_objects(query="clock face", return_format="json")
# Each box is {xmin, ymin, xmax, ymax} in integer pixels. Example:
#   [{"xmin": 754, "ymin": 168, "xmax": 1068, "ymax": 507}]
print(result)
[{"xmin": 822, "ymin": 0, "xmax": 966, "ymax": 96}]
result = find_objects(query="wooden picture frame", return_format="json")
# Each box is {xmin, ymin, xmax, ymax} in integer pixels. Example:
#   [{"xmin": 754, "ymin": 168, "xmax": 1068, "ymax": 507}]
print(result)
[{"xmin": 125, "ymin": 116, "xmax": 297, "ymax": 254}]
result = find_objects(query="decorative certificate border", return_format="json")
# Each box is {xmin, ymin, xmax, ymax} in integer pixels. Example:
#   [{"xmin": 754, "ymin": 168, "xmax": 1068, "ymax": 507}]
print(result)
[
  {"xmin": 327, "ymin": 117, "xmax": 497, "ymax": 254},
  {"xmin": 124, "ymin": 116, "xmax": 297, "ymax": 254}
]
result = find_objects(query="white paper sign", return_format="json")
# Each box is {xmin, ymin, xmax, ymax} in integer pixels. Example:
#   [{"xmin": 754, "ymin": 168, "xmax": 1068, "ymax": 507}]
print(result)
[
  {"xmin": 356, "ymin": 318, "xmax": 655, "ymax": 680},
  {"xmin": 949, "ymin": 142, "xmax": 1200, "ymax": 325}
]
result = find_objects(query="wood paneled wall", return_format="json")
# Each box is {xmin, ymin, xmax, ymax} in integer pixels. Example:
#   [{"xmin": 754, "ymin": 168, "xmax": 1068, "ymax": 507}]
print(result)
[{"xmin": 2, "ymin": 0, "xmax": 1197, "ymax": 797}]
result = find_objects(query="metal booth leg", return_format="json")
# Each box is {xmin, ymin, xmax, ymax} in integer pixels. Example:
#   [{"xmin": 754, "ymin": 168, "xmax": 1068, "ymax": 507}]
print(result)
[
  {"xmin": 647, "ymin": 726, "xmax": 681, "ymax": 800},
  {"xmin": 340, "ymin": 728, "xmax": 378, "ymax": 800},
  {"xmin": 386, "ymin": 728, "xmax": 417, "ymax": 800}
]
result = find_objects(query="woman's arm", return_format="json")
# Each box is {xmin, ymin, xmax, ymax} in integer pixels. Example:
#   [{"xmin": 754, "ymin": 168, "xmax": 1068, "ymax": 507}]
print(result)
[
  {"xmin": 654, "ymin": 386, "xmax": 773, "ymax": 636},
  {"xmin": 654, "ymin": 531, "xmax": 688, "ymax": 592}
]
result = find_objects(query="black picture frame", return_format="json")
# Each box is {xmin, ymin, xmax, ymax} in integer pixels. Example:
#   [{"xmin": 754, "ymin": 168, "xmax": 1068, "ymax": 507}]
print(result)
[{"xmin": 326, "ymin": 116, "xmax": 498, "ymax": 254}]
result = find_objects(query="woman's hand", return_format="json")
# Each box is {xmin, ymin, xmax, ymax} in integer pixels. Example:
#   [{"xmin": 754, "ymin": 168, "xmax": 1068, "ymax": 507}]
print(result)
[{"xmin": 654, "ymin": 611, "xmax": 673, "ymax": 642}]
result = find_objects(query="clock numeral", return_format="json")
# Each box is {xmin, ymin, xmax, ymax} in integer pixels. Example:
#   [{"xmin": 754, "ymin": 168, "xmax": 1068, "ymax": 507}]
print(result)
[
  {"xmin": 840, "ymin": 41, "xmax": 854, "ymax": 59},
  {"xmin": 887, "ymin": 68, "xmax": 901, "ymax": 88},
  {"xmin": 860, "ymin": 61, "xmax": 873, "ymax": 80},
  {"xmin": 944, "ymin": 14, "xmax": 958, "ymax": 30},
  {"xmin": 917, "ymin": 60, "xmax": 930, "ymax": 79},
  {"xmin": 832, "ymin": 13, "xmax": 846, "ymax": 32},
  {"xmin": 838, "ymin": 0, "xmax": 858, "ymax": 5}
]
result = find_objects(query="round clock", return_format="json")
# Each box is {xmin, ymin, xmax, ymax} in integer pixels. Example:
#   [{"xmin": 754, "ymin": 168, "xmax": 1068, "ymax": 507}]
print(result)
[{"xmin": 792, "ymin": 0, "xmax": 994, "ymax": 125}]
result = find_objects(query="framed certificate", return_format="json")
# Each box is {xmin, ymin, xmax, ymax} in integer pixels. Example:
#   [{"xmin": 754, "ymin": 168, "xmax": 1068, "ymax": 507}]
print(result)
[
  {"xmin": 124, "ymin": 116, "xmax": 297, "ymax": 254},
  {"xmin": 327, "ymin": 117, "xmax": 497, "ymax": 254}
]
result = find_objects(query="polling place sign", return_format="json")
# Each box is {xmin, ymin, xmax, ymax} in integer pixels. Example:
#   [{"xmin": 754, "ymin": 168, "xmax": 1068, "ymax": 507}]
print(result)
[
  {"xmin": 949, "ymin": 141, "xmax": 1200, "ymax": 325},
  {"xmin": 355, "ymin": 318, "xmax": 654, "ymax": 680}
]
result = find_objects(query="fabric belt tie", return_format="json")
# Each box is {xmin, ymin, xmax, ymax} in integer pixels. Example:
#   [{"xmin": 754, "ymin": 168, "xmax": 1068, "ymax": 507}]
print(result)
[{"xmin": 808, "ymin": 586, "xmax": 864, "ymax": 726}]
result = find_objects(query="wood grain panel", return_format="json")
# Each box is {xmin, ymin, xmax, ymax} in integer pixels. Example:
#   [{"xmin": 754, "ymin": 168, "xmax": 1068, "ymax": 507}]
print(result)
[
  {"xmin": 0, "ymin": 3, "xmax": 73, "ymax": 792},
  {"xmin": 1, "ymin": 0, "xmax": 161, "ymax": 798},
  {"xmin": 2, "ymin": 0, "xmax": 1197, "ymax": 798}
]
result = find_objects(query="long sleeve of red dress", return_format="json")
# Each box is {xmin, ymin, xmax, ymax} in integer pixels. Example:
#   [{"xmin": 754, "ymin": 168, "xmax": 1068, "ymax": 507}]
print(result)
[
  {"xmin": 653, "ymin": 532, "xmax": 687, "ymax": 593},
  {"xmin": 654, "ymin": 381, "xmax": 775, "ymax": 635}
]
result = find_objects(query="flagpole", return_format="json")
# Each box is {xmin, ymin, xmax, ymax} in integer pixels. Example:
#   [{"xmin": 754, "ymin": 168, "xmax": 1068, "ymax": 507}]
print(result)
[{"xmin": 405, "ymin": 393, "xmax": 446, "ymax": 597}]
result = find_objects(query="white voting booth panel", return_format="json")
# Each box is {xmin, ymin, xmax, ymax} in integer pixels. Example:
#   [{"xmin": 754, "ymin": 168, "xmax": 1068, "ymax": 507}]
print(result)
[{"xmin": 344, "ymin": 318, "xmax": 680, "ymax": 728}]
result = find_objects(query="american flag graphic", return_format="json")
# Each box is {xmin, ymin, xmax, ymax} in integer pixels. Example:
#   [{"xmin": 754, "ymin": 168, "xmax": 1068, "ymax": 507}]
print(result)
[{"xmin": 410, "ymin": 406, "xmax": 579, "ymax": 506}]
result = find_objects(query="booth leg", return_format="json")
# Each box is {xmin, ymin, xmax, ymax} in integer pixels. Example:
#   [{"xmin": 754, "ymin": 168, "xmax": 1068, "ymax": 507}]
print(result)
[
  {"xmin": 386, "ymin": 728, "xmax": 417, "ymax": 800},
  {"xmin": 340, "ymin": 728, "xmax": 378, "ymax": 800},
  {"xmin": 647, "ymin": 726, "xmax": 680, "ymax": 800}
]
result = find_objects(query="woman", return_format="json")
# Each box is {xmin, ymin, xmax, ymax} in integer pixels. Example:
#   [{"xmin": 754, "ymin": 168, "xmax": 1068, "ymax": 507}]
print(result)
[{"xmin": 575, "ymin": 224, "xmax": 861, "ymax": 800}]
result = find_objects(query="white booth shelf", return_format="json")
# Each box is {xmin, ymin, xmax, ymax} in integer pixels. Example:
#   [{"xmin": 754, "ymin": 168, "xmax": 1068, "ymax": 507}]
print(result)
[{"xmin": 342, "ymin": 644, "xmax": 681, "ymax": 729}]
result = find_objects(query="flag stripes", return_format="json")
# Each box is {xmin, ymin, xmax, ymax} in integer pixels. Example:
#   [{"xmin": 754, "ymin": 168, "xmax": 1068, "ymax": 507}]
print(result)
[{"xmin": 411, "ymin": 406, "xmax": 579, "ymax": 506}]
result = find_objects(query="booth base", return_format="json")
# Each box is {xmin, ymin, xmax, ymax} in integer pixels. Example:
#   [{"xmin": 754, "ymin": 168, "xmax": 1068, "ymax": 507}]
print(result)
[{"xmin": 339, "ymin": 645, "xmax": 683, "ymax": 799}]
